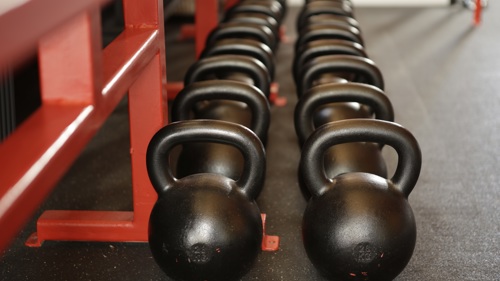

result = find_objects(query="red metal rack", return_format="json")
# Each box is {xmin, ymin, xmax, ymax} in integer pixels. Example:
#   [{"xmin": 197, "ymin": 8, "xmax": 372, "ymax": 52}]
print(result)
[
  {"xmin": 0, "ymin": 0, "xmax": 278, "ymax": 252},
  {"xmin": 0, "ymin": 0, "xmax": 168, "ymax": 251}
]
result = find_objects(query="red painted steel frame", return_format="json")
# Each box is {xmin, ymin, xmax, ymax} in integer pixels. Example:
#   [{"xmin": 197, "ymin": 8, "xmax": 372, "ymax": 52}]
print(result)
[
  {"xmin": 0, "ymin": 0, "xmax": 168, "ymax": 251},
  {"xmin": 1, "ymin": 0, "xmax": 279, "ymax": 252}
]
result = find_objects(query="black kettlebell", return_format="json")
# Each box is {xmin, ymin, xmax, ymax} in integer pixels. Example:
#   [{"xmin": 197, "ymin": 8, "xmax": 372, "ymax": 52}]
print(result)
[
  {"xmin": 224, "ymin": 12, "xmax": 280, "ymax": 41},
  {"xmin": 307, "ymin": 0, "xmax": 353, "ymax": 7},
  {"xmin": 295, "ymin": 24, "xmax": 363, "ymax": 51},
  {"xmin": 172, "ymin": 80, "xmax": 270, "ymax": 140},
  {"xmin": 147, "ymin": 120, "xmax": 265, "ymax": 281},
  {"xmin": 184, "ymin": 54, "xmax": 271, "ymax": 98},
  {"xmin": 295, "ymin": 83, "xmax": 394, "ymax": 198},
  {"xmin": 298, "ymin": 55, "xmax": 384, "ymax": 97},
  {"xmin": 293, "ymin": 39, "xmax": 366, "ymax": 84},
  {"xmin": 273, "ymin": 0, "xmax": 288, "ymax": 17},
  {"xmin": 206, "ymin": 22, "xmax": 277, "ymax": 52},
  {"xmin": 301, "ymin": 13, "xmax": 360, "ymax": 32},
  {"xmin": 200, "ymin": 39, "xmax": 275, "ymax": 80},
  {"xmin": 229, "ymin": 0, "xmax": 285, "ymax": 23},
  {"xmin": 295, "ymin": 83, "xmax": 393, "ymax": 144},
  {"xmin": 171, "ymin": 80, "xmax": 270, "ymax": 180},
  {"xmin": 300, "ymin": 119, "xmax": 422, "ymax": 281},
  {"xmin": 297, "ymin": 1, "xmax": 354, "ymax": 31}
]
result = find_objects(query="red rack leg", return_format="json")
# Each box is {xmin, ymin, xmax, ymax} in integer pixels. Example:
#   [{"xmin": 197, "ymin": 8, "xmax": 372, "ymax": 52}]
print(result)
[
  {"xmin": 261, "ymin": 213, "xmax": 279, "ymax": 251},
  {"xmin": 179, "ymin": 24, "xmax": 195, "ymax": 41},
  {"xmin": 474, "ymin": 0, "xmax": 482, "ymax": 25},
  {"xmin": 165, "ymin": 82, "xmax": 185, "ymax": 100},
  {"xmin": 270, "ymin": 82, "xmax": 287, "ymax": 107},
  {"xmin": 195, "ymin": 0, "xmax": 218, "ymax": 57},
  {"xmin": 128, "ymin": 51, "xmax": 167, "ymax": 225},
  {"xmin": 26, "ymin": 46, "xmax": 167, "ymax": 247},
  {"xmin": 173, "ymin": 0, "xmax": 219, "ymax": 99},
  {"xmin": 225, "ymin": 0, "xmax": 239, "ymax": 10}
]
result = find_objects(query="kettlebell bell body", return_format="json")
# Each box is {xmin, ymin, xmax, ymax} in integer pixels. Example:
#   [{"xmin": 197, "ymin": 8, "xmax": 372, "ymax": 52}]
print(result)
[
  {"xmin": 147, "ymin": 120, "xmax": 266, "ymax": 281},
  {"xmin": 300, "ymin": 119, "xmax": 422, "ymax": 281}
]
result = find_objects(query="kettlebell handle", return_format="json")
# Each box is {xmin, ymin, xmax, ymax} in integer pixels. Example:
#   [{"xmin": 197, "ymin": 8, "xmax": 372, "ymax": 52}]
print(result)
[
  {"xmin": 206, "ymin": 23, "xmax": 277, "ymax": 51},
  {"xmin": 200, "ymin": 39, "xmax": 275, "ymax": 80},
  {"xmin": 184, "ymin": 54, "xmax": 271, "ymax": 98},
  {"xmin": 147, "ymin": 120, "xmax": 266, "ymax": 200},
  {"xmin": 299, "ymin": 55, "xmax": 384, "ymax": 97},
  {"xmin": 295, "ymin": 24, "xmax": 363, "ymax": 51},
  {"xmin": 295, "ymin": 83, "xmax": 394, "ymax": 144},
  {"xmin": 171, "ymin": 80, "xmax": 270, "ymax": 141},
  {"xmin": 293, "ymin": 39, "xmax": 366, "ymax": 84},
  {"xmin": 297, "ymin": 4, "xmax": 355, "ymax": 33},
  {"xmin": 300, "ymin": 119, "xmax": 421, "ymax": 198}
]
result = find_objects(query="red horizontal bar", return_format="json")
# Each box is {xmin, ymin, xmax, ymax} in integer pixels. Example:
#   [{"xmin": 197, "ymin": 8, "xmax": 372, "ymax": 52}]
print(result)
[
  {"xmin": 0, "ymin": 104, "xmax": 95, "ymax": 251},
  {"xmin": 25, "ymin": 210, "xmax": 143, "ymax": 247},
  {"xmin": 25, "ymin": 211, "xmax": 280, "ymax": 250},
  {"xmin": 0, "ymin": 0, "xmax": 111, "ymax": 72},
  {"xmin": 101, "ymin": 28, "xmax": 160, "ymax": 108}
]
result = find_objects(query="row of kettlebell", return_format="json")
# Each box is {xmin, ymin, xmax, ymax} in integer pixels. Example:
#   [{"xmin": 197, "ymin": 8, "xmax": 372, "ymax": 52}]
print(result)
[
  {"xmin": 293, "ymin": 1, "xmax": 422, "ymax": 281},
  {"xmin": 146, "ymin": 1, "xmax": 287, "ymax": 281}
]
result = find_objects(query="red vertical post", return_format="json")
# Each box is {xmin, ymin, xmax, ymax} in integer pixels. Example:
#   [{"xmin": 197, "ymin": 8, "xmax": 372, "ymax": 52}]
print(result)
[
  {"xmin": 128, "ymin": 53, "xmax": 166, "ymax": 226},
  {"xmin": 122, "ymin": 0, "xmax": 168, "ymax": 227},
  {"xmin": 166, "ymin": 0, "xmax": 220, "ymax": 99},
  {"xmin": 38, "ymin": 8, "xmax": 102, "ymax": 106},
  {"xmin": 225, "ymin": 0, "xmax": 239, "ymax": 10},
  {"xmin": 195, "ymin": 0, "xmax": 219, "ymax": 57},
  {"xmin": 474, "ymin": 0, "xmax": 482, "ymax": 25},
  {"xmin": 123, "ymin": 0, "xmax": 167, "ymax": 98}
]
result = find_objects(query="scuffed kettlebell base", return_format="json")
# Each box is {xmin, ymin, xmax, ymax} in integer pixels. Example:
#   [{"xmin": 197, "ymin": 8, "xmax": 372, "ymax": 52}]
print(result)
[
  {"xmin": 149, "ymin": 174, "xmax": 263, "ymax": 281},
  {"xmin": 302, "ymin": 173, "xmax": 416, "ymax": 281}
]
